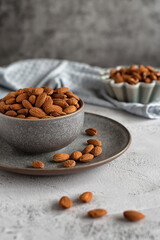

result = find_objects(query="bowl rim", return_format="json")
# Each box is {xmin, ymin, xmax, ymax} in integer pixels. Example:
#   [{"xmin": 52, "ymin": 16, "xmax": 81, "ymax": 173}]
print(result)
[{"xmin": 0, "ymin": 99, "xmax": 84, "ymax": 121}]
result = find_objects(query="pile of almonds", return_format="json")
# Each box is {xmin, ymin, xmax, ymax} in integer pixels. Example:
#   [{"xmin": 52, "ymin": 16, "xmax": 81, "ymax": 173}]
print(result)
[
  {"xmin": 110, "ymin": 65, "xmax": 160, "ymax": 85},
  {"xmin": 59, "ymin": 192, "xmax": 145, "ymax": 221},
  {"xmin": 0, "ymin": 87, "xmax": 80, "ymax": 119}
]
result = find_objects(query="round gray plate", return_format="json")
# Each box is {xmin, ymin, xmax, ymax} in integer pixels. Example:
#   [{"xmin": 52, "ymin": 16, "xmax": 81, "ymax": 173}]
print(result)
[{"xmin": 0, "ymin": 113, "xmax": 131, "ymax": 176}]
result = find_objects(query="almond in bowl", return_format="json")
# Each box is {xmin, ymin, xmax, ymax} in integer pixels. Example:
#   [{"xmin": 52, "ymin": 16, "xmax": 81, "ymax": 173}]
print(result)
[
  {"xmin": 0, "ymin": 87, "xmax": 84, "ymax": 153},
  {"xmin": 102, "ymin": 65, "xmax": 160, "ymax": 104}
]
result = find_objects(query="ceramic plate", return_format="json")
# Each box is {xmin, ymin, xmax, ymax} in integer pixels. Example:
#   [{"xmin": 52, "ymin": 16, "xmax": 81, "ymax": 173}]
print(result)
[{"xmin": 0, "ymin": 113, "xmax": 131, "ymax": 175}]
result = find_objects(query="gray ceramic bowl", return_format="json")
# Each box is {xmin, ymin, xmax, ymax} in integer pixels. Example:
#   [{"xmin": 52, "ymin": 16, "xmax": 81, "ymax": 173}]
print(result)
[{"xmin": 0, "ymin": 99, "xmax": 84, "ymax": 153}]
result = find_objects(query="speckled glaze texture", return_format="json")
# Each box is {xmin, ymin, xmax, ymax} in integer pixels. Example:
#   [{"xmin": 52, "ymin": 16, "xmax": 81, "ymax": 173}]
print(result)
[
  {"xmin": 0, "ymin": 113, "xmax": 130, "ymax": 175},
  {"xmin": 0, "ymin": 100, "xmax": 84, "ymax": 153}
]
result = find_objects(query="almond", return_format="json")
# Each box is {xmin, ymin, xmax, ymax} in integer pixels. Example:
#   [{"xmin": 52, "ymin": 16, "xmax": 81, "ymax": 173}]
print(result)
[
  {"xmin": 85, "ymin": 128, "xmax": 97, "ymax": 136},
  {"xmin": 83, "ymin": 144, "xmax": 94, "ymax": 154},
  {"xmin": 87, "ymin": 139, "xmax": 102, "ymax": 146},
  {"xmin": 52, "ymin": 93, "xmax": 66, "ymax": 99},
  {"xmin": 5, "ymin": 110, "xmax": 17, "ymax": 117},
  {"xmin": 88, "ymin": 209, "xmax": 107, "ymax": 218},
  {"xmin": 6, "ymin": 98, "xmax": 16, "ymax": 105},
  {"xmin": 10, "ymin": 104, "xmax": 23, "ymax": 111},
  {"xmin": 56, "ymin": 87, "xmax": 69, "ymax": 94},
  {"xmin": 79, "ymin": 192, "xmax": 93, "ymax": 203},
  {"xmin": 146, "ymin": 65, "xmax": 154, "ymax": 72},
  {"xmin": 59, "ymin": 196, "xmax": 72, "ymax": 209},
  {"xmin": 43, "ymin": 86, "xmax": 54, "ymax": 95},
  {"xmin": 42, "ymin": 116, "xmax": 54, "ymax": 118},
  {"xmin": 67, "ymin": 97, "xmax": 78, "ymax": 106},
  {"xmin": 123, "ymin": 210, "xmax": 145, "ymax": 222},
  {"xmin": 16, "ymin": 114, "xmax": 25, "ymax": 118},
  {"xmin": 2, "ymin": 92, "xmax": 17, "ymax": 101},
  {"xmin": 44, "ymin": 105, "xmax": 62, "ymax": 114},
  {"xmin": 22, "ymin": 100, "xmax": 33, "ymax": 109},
  {"xmin": 91, "ymin": 146, "xmax": 102, "ymax": 156},
  {"xmin": 4, "ymin": 104, "xmax": 10, "ymax": 111},
  {"xmin": 64, "ymin": 160, "xmax": 76, "ymax": 168},
  {"xmin": 79, "ymin": 154, "xmax": 94, "ymax": 163},
  {"xmin": 27, "ymin": 116, "xmax": 39, "ymax": 119},
  {"xmin": 0, "ymin": 101, "xmax": 6, "ymax": 113},
  {"xmin": 51, "ymin": 111, "xmax": 61, "ymax": 117},
  {"xmin": 64, "ymin": 105, "xmax": 77, "ymax": 114},
  {"xmin": 16, "ymin": 93, "xmax": 28, "ymax": 103},
  {"xmin": 70, "ymin": 151, "xmax": 82, "ymax": 161},
  {"xmin": 29, "ymin": 95, "xmax": 36, "ymax": 105},
  {"xmin": 43, "ymin": 96, "xmax": 53, "ymax": 109},
  {"xmin": 53, "ymin": 99, "xmax": 69, "ymax": 108},
  {"xmin": 114, "ymin": 72, "xmax": 124, "ymax": 83},
  {"xmin": 51, "ymin": 111, "xmax": 66, "ymax": 117},
  {"xmin": 16, "ymin": 89, "xmax": 25, "ymax": 95},
  {"xmin": 145, "ymin": 78, "xmax": 152, "ymax": 83},
  {"xmin": 17, "ymin": 108, "xmax": 29, "ymax": 115},
  {"xmin": 66, "ymin": 91, "xmax": 80, "ymax": 100},
  {"xmin": 76, "ymin": 103, "xmax": 80, "ymax": 109},
  {"xmin": 32, "ymin": 87, "xmax": 44, "ymax": 95},
  {"xmin": 110, "ymin": 68, "xmax": 117, "ymax": 78},
  {"xmin": 29, "ymin": 107, "xmax": 46, "ymax": 118},
  {"xmin": 32, "ymin": 160, "xmax": 44, "ymax": 169},
  {"xmin": 35, "ymin": 92, "xmax": 47, "ymax": 107},
  {"xmin": 53, "ymin": 153, "xmax": 70, "ymax": 162}
]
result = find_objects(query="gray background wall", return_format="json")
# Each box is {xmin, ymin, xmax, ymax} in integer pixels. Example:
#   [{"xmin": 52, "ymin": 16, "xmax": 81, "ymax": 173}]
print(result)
[{"xmin": 0, "ymin": 0, "xmax": 160, "ymax": 67}]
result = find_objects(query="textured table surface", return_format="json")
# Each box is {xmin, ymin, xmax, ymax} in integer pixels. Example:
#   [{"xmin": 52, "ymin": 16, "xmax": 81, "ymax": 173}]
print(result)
[{"xmin": 0, "ymin": 104, "xmax": 160, "ymax": 240}]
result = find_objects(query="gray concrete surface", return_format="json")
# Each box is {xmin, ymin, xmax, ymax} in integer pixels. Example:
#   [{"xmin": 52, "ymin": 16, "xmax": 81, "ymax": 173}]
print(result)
[{"xmin": 0, "ymin": 0, "xmax": 160, "ymax": 67}]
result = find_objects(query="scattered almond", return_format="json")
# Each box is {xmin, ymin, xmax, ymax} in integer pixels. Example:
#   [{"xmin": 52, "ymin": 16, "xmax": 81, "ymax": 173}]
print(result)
[
  {"xmin": 53, "ymin": 153, "xmax": 70, "ymax": 162},
  {"xmin": 85, "ymin": 128, "xmax": 97, "ymax": 136},
  {"xmin": 123, "ymin": 210, "xmax": 145, "ymax": 222},
  {"xmin": 59, "ymin": 196, "xmax": 72, "ymax": 208},
  {"xmin": 87, "ymin": 139, "xmax": 102, "ymax": 146},
  {"xmin": 88, "ymin": 209, "xmax": 107, "ymax": 218},
  {"xmin": 79, "ymin": 192, "xmax": 93, "ymax": 203},
  {"xmin": 79, "ymin": 154, "xmax": 94, "ymax": 163},
  {"xmin": 91, "ymin": 146, "xmax": 102, "ymax": 157},
  {"xmin": 32, "ymin": 160, "xmax": 44, "ymax": 169},
  {"xmin": 83, "ymin": 144, "xmax": 94, "ymax": 154},
  {"xmin": 64, "ymin": 160, "xmax": 76, "ymax": 168},
  {"xmin": 70, "ymin": 151, "xmax": 82, "ymax": 161}
]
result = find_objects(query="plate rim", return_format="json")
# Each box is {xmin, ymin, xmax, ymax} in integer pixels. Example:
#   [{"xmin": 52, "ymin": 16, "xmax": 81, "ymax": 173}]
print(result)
[{"xmin": 0, "ymin": 112, "xmax": 131, "ymax": 175}]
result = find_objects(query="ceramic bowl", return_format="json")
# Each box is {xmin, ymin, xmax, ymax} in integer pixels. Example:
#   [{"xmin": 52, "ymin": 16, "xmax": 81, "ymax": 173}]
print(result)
[
  {"xmin": 0, "ymin": 99, "xmax": 84, "ymax": 153},
  {"xmin": 101, "ymin": 66, "xmax": 160, "ymax": 104}
]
